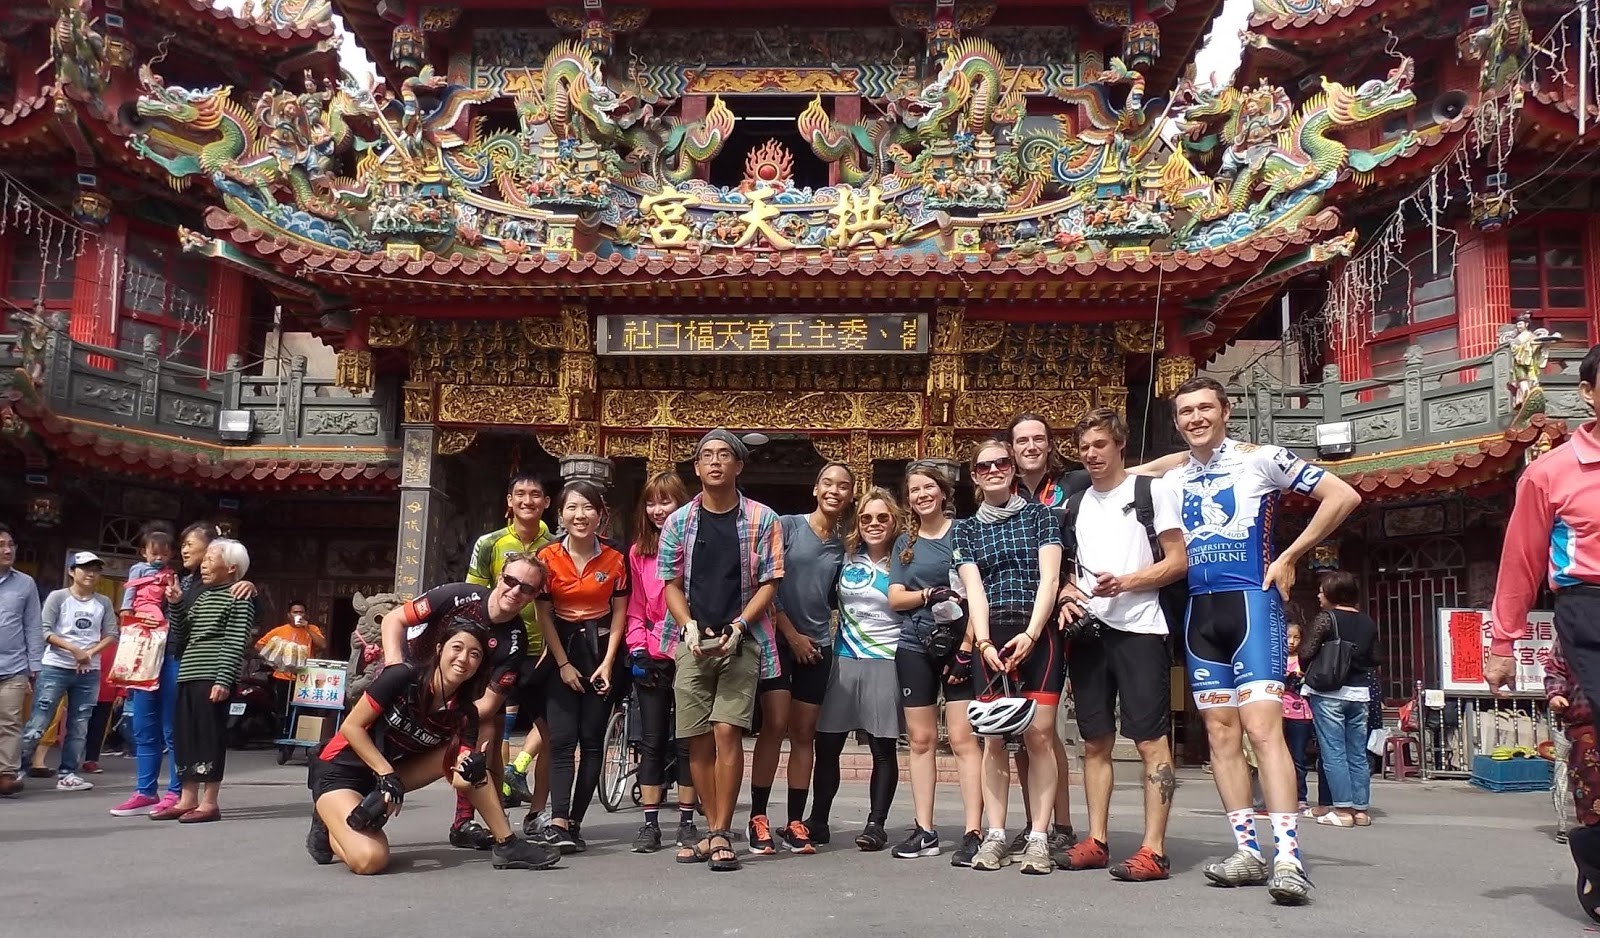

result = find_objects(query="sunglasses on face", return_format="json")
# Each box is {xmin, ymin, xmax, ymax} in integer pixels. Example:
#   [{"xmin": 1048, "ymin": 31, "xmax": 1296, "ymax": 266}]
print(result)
[
  {"xmin": 859, "ymin": 512, "xmax": 894, "ymax": 525},
  {"xmin": 501, "ymin": 572, "xmax": 540, "ymax": 595},
  {"xmin": 974, "ymin": 457, "xmax": 1014, "ymax": 475}
]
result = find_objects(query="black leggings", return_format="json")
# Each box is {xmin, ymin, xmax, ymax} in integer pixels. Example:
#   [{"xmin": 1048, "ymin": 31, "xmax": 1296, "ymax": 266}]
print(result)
[
  {"xmin": 637, "ymin": 681, "xmax": 692, "ymax": 790},
  {"xmin": 546, "ymin": 679, "xmax": 610, "ymax": 824},
  {"xmin": 811, "ymin": 732, "xmax": 897, "ymax": 827}
]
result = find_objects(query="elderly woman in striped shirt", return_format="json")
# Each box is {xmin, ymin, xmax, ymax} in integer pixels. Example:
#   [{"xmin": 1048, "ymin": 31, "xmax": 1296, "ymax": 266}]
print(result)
[{"xmin": 152, "ymin": 538, "xmax": 256, "ymax": 824}]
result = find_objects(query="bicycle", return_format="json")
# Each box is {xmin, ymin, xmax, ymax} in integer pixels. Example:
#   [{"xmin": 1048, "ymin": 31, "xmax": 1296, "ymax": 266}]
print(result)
[{"xmin": 598, "ymin": 688, "xmax": 680, "ymax": 812}]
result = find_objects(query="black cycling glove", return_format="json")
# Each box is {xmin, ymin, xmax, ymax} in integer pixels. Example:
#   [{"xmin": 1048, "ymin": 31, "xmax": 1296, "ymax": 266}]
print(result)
[
  {"xmin": 458, "ymin": 751, "xmax": 488, "ymax": 786},
  {"xmin": 946, "ymin": 649, "xmax": 973, "ymax": 684},
  {"xmin": 377, "ymin": 772, "xmax": 405, "ymax": 809}
]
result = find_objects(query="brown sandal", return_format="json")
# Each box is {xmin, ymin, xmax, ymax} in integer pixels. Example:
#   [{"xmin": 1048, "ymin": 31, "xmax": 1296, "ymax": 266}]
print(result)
[
  {"xmin": 676, "ymin": 838, "xmax": 711, "ymax": 864},
  {"xmin": 179, "ymin": 806, "xmax": 221, "ymax": 824}
]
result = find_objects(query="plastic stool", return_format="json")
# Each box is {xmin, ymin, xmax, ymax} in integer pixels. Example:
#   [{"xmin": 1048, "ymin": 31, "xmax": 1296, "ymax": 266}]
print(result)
[{"xmin": 1383, "ymin": 735, "xmax": 1419, "ymax": 780}]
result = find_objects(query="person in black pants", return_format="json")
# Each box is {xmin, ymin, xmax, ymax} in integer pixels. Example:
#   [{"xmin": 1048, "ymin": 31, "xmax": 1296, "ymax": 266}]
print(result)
[{"xmin": 535, "ymin": 481, "xmax": 631, "ymax": 854}]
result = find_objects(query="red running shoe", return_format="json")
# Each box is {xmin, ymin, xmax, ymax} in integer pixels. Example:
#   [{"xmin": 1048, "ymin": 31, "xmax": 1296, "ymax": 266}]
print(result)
[
  {"xmin": 1056, "ymin": 837, "xmax": 1109, "ymax": 870},
  {"xmin": 1109, "ymin": 846, "xmax": 1172, "ymax": 882}
]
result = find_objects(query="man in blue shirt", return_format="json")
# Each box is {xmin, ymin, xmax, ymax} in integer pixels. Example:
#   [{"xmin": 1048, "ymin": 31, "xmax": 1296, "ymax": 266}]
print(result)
[{"xmin": 0, "ymin": 523, "xmax": 44, "ymax": 796}]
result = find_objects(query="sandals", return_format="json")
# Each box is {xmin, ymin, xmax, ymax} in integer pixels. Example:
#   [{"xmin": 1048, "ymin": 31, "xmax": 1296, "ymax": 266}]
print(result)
[
  {"xmin": 708, "ymin": 831, "xmax": 741, "ymax": 872},
  {"xmin": 1315, "ymin": 811, "xmax": 1354, "ymax": 828},
  {"xmin": 1352, "ymin": 811, "xmax": 1372, "ymax": 827},
  {"xmin": 676, "ymin": 839, "xmax": 711, "ymax": 864}
]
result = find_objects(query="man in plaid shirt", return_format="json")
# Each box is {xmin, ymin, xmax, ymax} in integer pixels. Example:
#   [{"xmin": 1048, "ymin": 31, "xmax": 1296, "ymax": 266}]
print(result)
[{"xmin": 659, "ymin": 428, "xmax": 783, "ymax": 870}]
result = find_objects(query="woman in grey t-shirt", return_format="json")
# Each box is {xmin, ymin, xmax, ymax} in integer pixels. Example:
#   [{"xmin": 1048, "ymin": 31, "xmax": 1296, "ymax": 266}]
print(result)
[{"xmin": 887, "ymin": 463, "xmax": 984, "ymax": 863}]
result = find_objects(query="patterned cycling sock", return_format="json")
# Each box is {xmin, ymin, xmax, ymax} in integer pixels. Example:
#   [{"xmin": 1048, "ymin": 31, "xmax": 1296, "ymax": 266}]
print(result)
[
  {"xmin": 643, "ymin": 804, "xmax": 659, "ymax": 827},
  {"xmin": 453, "ymin": 791, "xmax": 475, "ymax": 826},
  {"xmin": 1226, "ymin": 807, "xmax": 1264, "ymax": 861},
  {"xmin": 511, "ymin": 751, "xmax": 533, "ymax": 773},
  {"xmin": 1269, "ymin": 812, "xmax": 1303, "ymax": 869},
  {"xmin": 678, "ymin": 803, "xmax": 695, "ymax": 825}
]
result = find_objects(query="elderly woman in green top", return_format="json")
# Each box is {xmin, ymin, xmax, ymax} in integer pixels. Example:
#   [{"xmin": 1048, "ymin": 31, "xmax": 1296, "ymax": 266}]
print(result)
[{"xmin": 151, "ymin": 538, "xmax": 256, "ymax": 823}]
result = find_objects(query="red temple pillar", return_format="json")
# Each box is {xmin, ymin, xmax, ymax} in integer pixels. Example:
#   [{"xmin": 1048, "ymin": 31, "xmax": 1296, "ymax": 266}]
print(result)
[
  {"xmin": 207, "ymin": 263, "xmax": 246, "ymax": 373},
  {"xmin": 70, "ymin": 215, "xmax": 122, "ymax": 369}
]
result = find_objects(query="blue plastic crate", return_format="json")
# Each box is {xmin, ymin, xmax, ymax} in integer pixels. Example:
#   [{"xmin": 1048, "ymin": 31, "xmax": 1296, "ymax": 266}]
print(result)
[{"xmin": 1469, "ymin": 755, "xmax": 1553, "ymax": 792}]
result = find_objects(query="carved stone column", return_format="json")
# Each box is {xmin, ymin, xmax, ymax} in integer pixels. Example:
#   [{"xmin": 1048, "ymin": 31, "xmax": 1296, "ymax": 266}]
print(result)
[{"xmin": 394, "ymin": 424, "xmax": 453, "ymax": 601}]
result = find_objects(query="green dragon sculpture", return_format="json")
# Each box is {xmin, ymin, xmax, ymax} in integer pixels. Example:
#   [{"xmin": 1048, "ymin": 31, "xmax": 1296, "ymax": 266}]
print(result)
[
  {"xmin": 796, "ymin": 93, "xmax": 922, "ymax": 186},
  {"xmin": 1163, "ymin": 58, "xmax": 1418, "ymax": 242},
  {"xmin": 129, "ymin": 65, "xmax": 370, "ymax": 226},
  {"xmin": 1013, "ymin": 59, "xmax": 1167, "ymax": 198},
  {"xmin": 516, "ymin": 40, "xmax": 734, "ymax": 185},
  {"xmin": 900, "ymin": 36, "xmax": 1025, "ymax": 139}
]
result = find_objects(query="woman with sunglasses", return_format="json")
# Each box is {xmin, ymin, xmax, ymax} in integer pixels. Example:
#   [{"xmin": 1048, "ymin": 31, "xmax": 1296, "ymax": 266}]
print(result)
[
  {"xmin": 534, "ymin": 480, "xmax": 630, "ymax": 854},
  {"xmin": 808, "ymin": 488, "xmax": 906, "ymax": 852},
  {"xmin": 953, "ymin": 439, "xmax": 1063, "ymax": 875},
  {"xmin": 889, "ymin": 463, "xmax": 983, "ymax": 864},
  {"xmin": 377, "ymin": 555, "xmax": 547, "ymax": 849},
  {"xmin": 625, "ymin": 471, "xmax": 699, "ymax": 853},
  {"xmin": 309, "ymin": 619, "xmax": 559, "ymax": 874}
]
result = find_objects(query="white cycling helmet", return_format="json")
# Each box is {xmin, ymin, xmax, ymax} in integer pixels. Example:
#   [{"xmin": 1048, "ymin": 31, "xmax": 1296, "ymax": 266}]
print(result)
[{"xmin": 967, "ymin": 694, "xmax": 1036, "ymax": 737}]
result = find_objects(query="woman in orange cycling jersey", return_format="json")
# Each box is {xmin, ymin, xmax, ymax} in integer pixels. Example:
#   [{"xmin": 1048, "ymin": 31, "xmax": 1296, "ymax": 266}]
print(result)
[{"xmin": 532, "ymin": 481, "xmax": 630, "ymax": 854}]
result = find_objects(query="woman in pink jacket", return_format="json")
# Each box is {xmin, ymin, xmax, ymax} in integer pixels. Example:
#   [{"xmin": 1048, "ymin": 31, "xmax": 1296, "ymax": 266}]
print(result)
[{"xmin": 625, "ymin": 472, "xmax": 697, "ymax": 855}]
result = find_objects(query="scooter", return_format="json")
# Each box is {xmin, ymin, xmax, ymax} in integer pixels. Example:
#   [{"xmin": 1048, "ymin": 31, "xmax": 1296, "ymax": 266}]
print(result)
[{"xmin": 226, "ymin": 657, "xmax": 278, "ymax": 750}]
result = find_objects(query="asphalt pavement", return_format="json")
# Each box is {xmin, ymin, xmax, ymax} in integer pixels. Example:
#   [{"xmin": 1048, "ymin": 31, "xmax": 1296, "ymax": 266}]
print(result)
[{"xmin": 0, "ymin": 749, "xmax": 1589, "ymax": 937}]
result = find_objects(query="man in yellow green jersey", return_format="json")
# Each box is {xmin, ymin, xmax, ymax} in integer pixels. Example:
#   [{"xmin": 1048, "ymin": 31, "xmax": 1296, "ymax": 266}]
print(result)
[{"xmin": 467, "ymin": 472, "xmax": 557, "ymax": 830}]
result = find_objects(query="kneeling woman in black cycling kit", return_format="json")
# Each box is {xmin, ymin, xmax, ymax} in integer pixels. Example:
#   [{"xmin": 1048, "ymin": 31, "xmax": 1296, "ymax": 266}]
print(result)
[{"xmin": 307, "ymin": 620, "xmax": 558, "ymax": 874}]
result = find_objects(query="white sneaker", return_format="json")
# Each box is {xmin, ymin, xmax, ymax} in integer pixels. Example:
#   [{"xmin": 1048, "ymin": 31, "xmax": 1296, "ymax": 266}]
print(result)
[
  {"xmin": 971, "ymin": 831, "xmax": 1011, "ymax": 871},
  {"xmin": 56, "ymin": 774, "xmax": 94, "ymax": 792}
]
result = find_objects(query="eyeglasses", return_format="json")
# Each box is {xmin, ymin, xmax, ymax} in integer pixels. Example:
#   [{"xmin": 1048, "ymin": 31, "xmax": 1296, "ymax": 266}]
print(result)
[
  {"xmin": 973, "ymin": 457, "xmax": 1014, "ymax": 475},
  {"xmin": 859, "ymin": 512, "xmax": 895, "ymax": 525},
  {"xmin": 698, "ymin": 450, "xmax": 737, "ymax": 465},
  {"xmin": 501, "ymin": 572, "xmax": 541, "ymax": 595}
]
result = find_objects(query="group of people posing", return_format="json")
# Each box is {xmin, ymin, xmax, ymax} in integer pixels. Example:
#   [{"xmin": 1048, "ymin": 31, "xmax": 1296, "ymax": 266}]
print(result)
[{"xmin": 307, "ymin": 377, "xmax": 1362, "ymax": 907}]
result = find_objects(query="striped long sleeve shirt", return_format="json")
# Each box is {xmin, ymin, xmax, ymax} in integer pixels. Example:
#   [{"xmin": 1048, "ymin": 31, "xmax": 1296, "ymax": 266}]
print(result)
[{"xmin": 170, "ymin": 585, "xmax": 257, "ymax": 687}]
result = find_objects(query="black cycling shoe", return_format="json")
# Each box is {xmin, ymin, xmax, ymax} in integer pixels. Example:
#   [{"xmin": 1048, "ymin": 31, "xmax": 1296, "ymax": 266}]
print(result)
[
  {"xmin": 633, "ymin": 822, "xmax": 663, "ymax": 853},
  {"xmin": 450, "ymin": 819, "xmax": 495, "ymax": 851},
  {"xmin": 306, "ymin": 814, "xmax": 334, "ymax": 865},
  {"xmin": 676, "ymin": 819, "xmax": 701, "ymax": 849},
  {"xmin": 491, "ymin": 835, "xmax": 561, "ymax": 871},
  {"xmin": 951, "ymin": 830, "xmax": 984, "ymax": 868},
  {"xmin": 804, "ymin": 817, "xmax": 831, "ymax": 846},
  {"xmin": 856, "ymin": 821, "xmax": 889, "ymax": 852}
]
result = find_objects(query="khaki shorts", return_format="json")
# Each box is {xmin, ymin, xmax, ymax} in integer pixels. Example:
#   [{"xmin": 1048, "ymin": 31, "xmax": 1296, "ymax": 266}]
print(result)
[{"xmin": 674, "ymin": 640, "xmax": 759, "ymax": 738}]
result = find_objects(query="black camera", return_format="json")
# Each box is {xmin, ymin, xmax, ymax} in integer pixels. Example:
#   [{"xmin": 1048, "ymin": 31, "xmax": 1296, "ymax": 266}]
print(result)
[
  {"xmin": 1061, "ymin": 608, "xmax": 1106, "ymax": 643},
  {"xmin": 347, "ymin": 788, "xmax": 390, "ymax": 832}
]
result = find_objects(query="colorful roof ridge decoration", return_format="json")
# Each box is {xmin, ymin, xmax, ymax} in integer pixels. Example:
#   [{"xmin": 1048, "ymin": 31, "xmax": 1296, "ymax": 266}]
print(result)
[
  {"xmin": 125, "ymin": 39, "xmax": 1421, "ymax": 309},
  {"xmin": 155, "ymin": 0, "xmax": 335, "ymax": 41},
  {"xmin": 1319, "ymin": 414, "xmax": 1569, "ymax": 500},
  {"xmin": 1250, "ymin": 0, "xmax": 1396, "ymax": 31}
]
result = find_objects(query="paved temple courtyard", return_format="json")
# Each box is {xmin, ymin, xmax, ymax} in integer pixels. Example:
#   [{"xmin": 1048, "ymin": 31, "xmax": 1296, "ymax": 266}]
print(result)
[{"xmin": 1, "ymin": 750, "xmax": 1589, "ymax": 937}]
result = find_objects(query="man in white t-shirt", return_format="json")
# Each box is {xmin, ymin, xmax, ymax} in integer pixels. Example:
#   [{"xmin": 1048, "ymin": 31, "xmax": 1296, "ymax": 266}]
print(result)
[
  {"xmin": 20, "ymin": 551, "xmax": 117, "ymax": 792},
  {"xmin": 1055, "ymin": 408, "xmax": 1188, "ymax": 882}
]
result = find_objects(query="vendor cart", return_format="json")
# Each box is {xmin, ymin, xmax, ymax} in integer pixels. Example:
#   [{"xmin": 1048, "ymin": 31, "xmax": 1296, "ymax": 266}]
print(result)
[{"xmin": 275, "ymin": 659, "xmax": 348, "ymax": 764}]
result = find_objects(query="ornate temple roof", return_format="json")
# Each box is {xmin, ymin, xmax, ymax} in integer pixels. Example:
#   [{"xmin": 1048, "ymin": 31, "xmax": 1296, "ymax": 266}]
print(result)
[{"xmin": 1318, "ymin": 414, "xmax": 1568, "ymax": 501}]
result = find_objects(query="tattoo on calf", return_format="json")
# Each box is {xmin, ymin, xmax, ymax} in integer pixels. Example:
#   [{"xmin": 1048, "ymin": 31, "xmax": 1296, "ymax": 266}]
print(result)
[{"xmin": 1147, "ymin": 763, "xmax": 1176, "ymax": 805}]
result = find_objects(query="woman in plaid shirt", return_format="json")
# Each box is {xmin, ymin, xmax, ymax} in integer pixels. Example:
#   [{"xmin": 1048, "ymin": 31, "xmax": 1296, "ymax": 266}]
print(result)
[{"xmin": 953, "ymin": 438, "xmax": 1063, "ymax": 875}]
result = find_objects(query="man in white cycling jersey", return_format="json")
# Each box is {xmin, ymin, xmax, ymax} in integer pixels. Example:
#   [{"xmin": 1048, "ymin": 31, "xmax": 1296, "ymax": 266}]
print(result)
[{"xmin": 1167, "ymin": 377, "xmax": 1360, "ymax": 905}]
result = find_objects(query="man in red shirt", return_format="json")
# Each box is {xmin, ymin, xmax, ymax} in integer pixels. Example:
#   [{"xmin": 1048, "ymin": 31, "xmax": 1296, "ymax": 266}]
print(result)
[
  {"xmin": 1488, "ymin": 343, "xmax": 1600, "ymax": 703},
  {"xmin": 1488, "ymin": 344, "xmax": 1600, "ymax": 924}
]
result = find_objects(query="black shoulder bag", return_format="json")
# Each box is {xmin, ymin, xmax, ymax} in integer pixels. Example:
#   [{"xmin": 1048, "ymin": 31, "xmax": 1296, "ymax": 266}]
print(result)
[{"xmin": 1303, "ymin": 610, "xmax": 1357, "ymax": 693}]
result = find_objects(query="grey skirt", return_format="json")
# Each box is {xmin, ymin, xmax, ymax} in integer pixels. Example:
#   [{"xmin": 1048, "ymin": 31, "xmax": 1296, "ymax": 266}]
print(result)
[{"xmin": 818, "ymin": 656, "xmax": 903, "ymax": 739}]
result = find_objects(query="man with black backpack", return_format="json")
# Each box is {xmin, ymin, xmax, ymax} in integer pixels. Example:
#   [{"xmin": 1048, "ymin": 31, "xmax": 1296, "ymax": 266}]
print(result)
[{"xmin": 1054, "ymin": 408, "xmax": 1188, "ymax": 882}]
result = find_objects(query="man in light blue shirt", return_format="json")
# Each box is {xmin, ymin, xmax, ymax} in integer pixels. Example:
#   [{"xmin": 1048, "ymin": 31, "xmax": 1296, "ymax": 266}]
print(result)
[{"xmin": 0, "ymin": 523, "xmax": 44, "ymax": 796}]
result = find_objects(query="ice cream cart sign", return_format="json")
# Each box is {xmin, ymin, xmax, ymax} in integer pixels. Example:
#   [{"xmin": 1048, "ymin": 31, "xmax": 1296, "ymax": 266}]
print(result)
[
  {"xmin": 294, "ymin": 659, "xmax": 347, "ymax": 710},
  {"xmin": 1436, "ymin": 607, "xmax": 1553, "ymax": 695}
]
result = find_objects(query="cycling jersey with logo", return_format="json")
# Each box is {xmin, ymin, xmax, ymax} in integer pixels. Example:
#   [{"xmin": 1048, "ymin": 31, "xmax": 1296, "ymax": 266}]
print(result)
[
  {"xmin": 836, "ymin": 553, "xmax": 899, "ymax": 660},
  {"xmin": 1175, "ymin": 439, "xmax": 1323, "ymax": 708},
  {"xmin": 1176, "ymin": 440, "xmax": 1324, "ymax": 594},
  {"xmin": 319, "ymin": 662, "xmax": 479, "ymax": 767},
  {"xmin": 397, "ymin": 582, "xmax": 525, "ymax": 697}
]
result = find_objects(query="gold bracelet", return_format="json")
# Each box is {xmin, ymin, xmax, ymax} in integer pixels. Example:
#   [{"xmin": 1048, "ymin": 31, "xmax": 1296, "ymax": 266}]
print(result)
[{"xmin": 975, "ymin": 639, "xmax": 995, "ymax": 650}]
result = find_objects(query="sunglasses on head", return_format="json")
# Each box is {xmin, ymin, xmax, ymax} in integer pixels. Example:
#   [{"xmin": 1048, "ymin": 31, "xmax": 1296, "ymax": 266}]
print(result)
[
  {"xmin": 501, "ymin": 572, "xmax": 540, "ymax": 595},
  {"xmin": 974, "ymin": 456, "xmax": 1014, "ymax": 475}
]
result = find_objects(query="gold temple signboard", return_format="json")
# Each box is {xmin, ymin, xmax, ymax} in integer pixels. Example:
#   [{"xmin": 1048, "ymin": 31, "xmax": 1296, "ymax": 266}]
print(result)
[{"xmin": 596, "ymin": 314, "xmax": 927, "ymax": 356}]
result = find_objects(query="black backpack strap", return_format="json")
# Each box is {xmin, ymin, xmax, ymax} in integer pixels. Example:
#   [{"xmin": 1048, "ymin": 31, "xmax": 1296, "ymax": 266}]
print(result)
[
  {"xmin": 1133, "ymin": 474, "xmax": 1162, "ymax": 561},
  {"xmin": 1059, "ymin": 488, "xmax": 1088, "ymax": 576}
]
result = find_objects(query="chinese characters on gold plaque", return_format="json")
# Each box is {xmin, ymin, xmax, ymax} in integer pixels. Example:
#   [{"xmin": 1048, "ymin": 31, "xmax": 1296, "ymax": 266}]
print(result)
[{"xmin": 596, "ymin": 314, "xmax": 926, "ymax": 355}]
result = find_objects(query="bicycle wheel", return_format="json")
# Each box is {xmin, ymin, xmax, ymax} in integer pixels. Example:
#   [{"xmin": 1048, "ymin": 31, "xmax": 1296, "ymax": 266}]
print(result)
[{"xmin": 599, "ymin": 706, "xmax": 631, "ymax": 813}]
